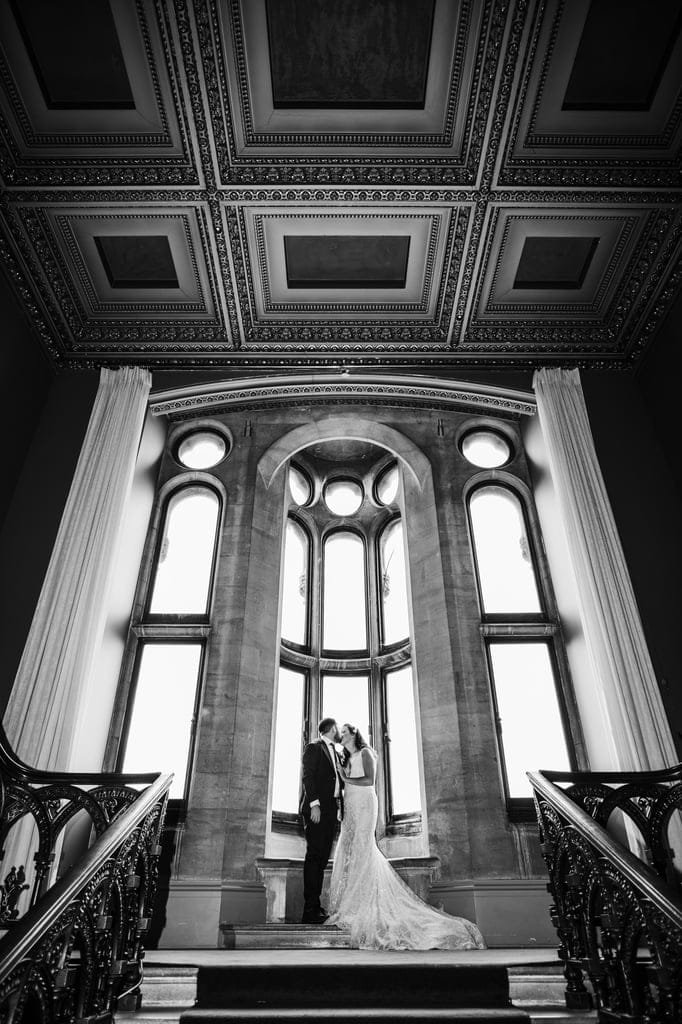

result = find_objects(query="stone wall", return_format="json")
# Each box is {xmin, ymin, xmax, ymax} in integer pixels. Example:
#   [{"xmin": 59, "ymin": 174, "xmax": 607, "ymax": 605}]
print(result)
[{"xmin": 149, "ymin": 396, "xmax": 559, "ymax": 947}]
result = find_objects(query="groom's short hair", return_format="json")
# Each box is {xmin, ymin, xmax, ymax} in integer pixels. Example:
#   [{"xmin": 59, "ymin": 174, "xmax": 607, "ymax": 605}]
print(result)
[{"xmin": 318, "ymin": 717, "xmax": 337, "ymax": 736}]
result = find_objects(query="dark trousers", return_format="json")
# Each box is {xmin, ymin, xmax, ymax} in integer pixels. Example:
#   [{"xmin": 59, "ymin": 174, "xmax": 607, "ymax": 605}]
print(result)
[{"xmin": 302, "ymin": 808, "xmax": 336, "ymax": 913}]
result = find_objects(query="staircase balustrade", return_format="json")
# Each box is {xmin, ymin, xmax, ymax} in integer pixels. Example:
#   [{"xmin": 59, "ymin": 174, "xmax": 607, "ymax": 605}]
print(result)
[
  {"xmin": 0, "ymin": 724, "xmax": 171, "ymax": 1023},
  {"xmin": 529, "ymin": 765, "xmax": 682, "ymax": 1024}
]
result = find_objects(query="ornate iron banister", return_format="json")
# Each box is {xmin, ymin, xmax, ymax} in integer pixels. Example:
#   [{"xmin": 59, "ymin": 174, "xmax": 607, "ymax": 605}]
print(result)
[
  {"xmin": 0, "ymin": 721, "xmax": 164, "ymax": 923},
  {"xmin": 0, "ymin": 723, "xmax": 172, "ymax": 1022},
  {"xmin": 529, "ymin": 767, "xmax": 682, "ymax": 1024}
]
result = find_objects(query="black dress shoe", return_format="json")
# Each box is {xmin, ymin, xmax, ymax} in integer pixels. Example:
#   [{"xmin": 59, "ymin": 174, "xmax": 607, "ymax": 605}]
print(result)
[{"xmin": 301, "ymin": 910, "xmax": 329, "ymax": 924}]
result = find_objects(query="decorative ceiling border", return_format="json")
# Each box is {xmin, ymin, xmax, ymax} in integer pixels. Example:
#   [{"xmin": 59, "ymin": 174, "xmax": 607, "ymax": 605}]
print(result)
[
  {"xmin": 195, "ymin": 0, "xmax": 513, "ymax": 186},
  {"xmin": 0, "ymin": 0, "xmax": 200, "ymax": 186},
  {"xmin": 226, "ymin": 205, "xmax": 467, "ymax": 346},
  {"xmin": 148, "ymin": 373, "xmax": 537, "ymax": 418},
  {"xmin": 497, "ymin": 0, "xmax": 682, "ymax": 188}
]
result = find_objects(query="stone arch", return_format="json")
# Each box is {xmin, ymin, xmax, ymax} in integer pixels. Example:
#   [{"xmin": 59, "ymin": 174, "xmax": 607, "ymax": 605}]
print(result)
[{"xmin": 257, "ymin": 415, "xmax": 430, "ymax": 492}]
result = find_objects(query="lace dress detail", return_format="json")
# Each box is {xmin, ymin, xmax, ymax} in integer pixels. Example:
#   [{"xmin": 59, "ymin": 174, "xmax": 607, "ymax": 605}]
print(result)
[{"xmin": 327, "ymin": 750, "xmax": 486, "ymax": 951}]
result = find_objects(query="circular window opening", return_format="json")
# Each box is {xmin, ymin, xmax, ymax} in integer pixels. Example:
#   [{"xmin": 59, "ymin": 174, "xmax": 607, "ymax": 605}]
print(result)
[
  {"xmin": 461, "ymin": 430, "xmax": 511, "ymax": 468},
  {"xmin": 375, "ymin": 463, "xmax": 399, "ymax": 506},
  {"xmin": 324, "ymin": 479, "xmax": 364, "ymax": 516},
  {"xmin": 289, "ymin": 464, "xmax": 312, "ymax": 506},
  {"xmin": 177, "ymin": 431, "xmax": 228, "ymax": 469}
]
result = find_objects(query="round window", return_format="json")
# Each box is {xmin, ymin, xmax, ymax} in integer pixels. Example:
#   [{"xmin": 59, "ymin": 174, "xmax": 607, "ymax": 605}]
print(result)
[
  {"xmin": 324, "ymin": 479, "xmax": 364, "ymax": 516},
  {"xmin": 461, "ymin": 430, "xmax": 511, "ymax": 469},
  {"xmin": 176, "ymin": 431, "xmax": 228, "ymax": 469}
]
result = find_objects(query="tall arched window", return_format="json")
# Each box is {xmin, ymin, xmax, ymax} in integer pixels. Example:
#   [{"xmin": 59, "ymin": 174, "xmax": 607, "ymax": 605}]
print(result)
[
  {"xmin": 271, "ymin": 445, "xmax": 421, "ymax": 835},
  {"xmin": 467, "ymin": 471, "xmax": 572, "ymax": 814},
  {"xmin": 119, "ymin": 480, "xmax": 222, "ymax": 800}
]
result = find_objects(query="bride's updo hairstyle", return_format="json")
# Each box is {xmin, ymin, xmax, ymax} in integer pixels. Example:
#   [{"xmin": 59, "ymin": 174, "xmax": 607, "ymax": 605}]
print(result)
[{"xmin": 344, "ymin": 724, "xmax": 368, "ymax": 751}]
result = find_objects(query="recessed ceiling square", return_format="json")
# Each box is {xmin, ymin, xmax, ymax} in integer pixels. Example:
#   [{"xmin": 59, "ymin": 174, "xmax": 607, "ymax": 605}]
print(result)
[
  {"xmin": 94, "ymin": 235, "xmax": 178, "ymax": 289},
  {"xmin": 284, "ymin": 235, "xmax": 410, "ymax": 288},
  {"xmin": 265, "ymin": 0, "xmax": 435, "ymax": 108},
  {"xmin": 513, "ymin": 236, "xmax": 599, "ymax": 290},
  {"xmin": 563, "ymin": 0, "xmax": 681, "ymax": 111},
  {"xmin": 10, "ymin": 0, "xmax": 134, "ymax": 109}
]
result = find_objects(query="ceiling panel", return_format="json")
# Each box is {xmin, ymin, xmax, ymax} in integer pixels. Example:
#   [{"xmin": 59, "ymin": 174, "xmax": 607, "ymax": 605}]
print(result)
[{"xmin": 0, "ymin": 0, "xmax": 679, "ymax": 369}]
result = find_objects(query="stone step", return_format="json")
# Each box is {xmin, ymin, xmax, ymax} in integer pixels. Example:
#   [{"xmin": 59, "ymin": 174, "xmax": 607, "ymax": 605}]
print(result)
[
  {"xmin": 507, "ymin": 967, "xmax": 566, "ymax": 1008},
  {"xmin": 221, "ymin": 925, "xmax": 351, "ymax": 950},
  {"xmin": 117, "ymin": 956, "xmax": 595, "ymax": 1024},
  {"xmin": 178, "ymin": 1012, "xmax": 530, "ymax": 1023},
  {"xmin": 192, "ymin": 963, "xmax": 516, "ymax": 1009},
  {"xmin": 141, "ymin": 968, "xmax": 198, "ymax": 1007}
]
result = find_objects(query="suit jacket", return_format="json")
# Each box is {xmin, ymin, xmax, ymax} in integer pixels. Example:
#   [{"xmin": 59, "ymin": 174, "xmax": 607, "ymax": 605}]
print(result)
[{"xmin": 299, "ymin": 739, "xmax": 344, "ymax": 817}]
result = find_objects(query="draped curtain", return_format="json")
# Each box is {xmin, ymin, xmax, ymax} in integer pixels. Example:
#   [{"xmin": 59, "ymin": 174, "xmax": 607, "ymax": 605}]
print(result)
[
  {"xmin": 533, "ymin": 366, "xmax": 677, "ymax": 772},
  {"xmin": 3, "ymin": 366, "xmax": 151, "ymax": 771}
]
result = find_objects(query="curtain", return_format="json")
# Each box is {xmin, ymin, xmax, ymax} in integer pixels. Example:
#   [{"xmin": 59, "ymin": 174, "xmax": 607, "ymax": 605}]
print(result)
[
  {"xmin": 3, "ymin": 366, "xmax": 151, "ymax": 770},
  {"xmin": 533, "ymin": 366, "xmax": 677, "ymax": 773}
]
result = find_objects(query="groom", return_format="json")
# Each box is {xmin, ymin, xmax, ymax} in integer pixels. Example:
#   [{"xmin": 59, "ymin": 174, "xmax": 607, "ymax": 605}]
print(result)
[{"xmin": 299, "ymin": 717, "xmax": 344, "ymax": 924}]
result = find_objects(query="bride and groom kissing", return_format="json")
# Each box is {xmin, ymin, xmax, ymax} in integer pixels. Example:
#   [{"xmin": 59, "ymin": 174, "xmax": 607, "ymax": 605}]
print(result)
[{"xmin": 299, "ymin": 717, "xmax": 486, "ymax": 951}]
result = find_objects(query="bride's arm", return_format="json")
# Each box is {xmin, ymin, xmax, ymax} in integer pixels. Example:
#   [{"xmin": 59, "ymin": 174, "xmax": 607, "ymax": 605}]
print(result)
[{"xmin": 343, "ymin": 748, "xmax": 376, "ymax": 786}]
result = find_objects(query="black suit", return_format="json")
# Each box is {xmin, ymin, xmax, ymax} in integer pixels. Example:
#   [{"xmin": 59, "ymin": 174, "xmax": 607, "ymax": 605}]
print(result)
[{"xmin": 300, "ymin": 739, "xmax": 344, "ymax": 916}]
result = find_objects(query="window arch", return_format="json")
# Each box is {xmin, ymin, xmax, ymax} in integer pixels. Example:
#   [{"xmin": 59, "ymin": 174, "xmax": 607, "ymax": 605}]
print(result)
[
  {"xmin": 466, "ymin": 478, "xmax": 572, "ymax": 814},
  {"xmin": 118, "ymin": 478, "xmax": 223, "ymax": 801},
  {"xmin": 272, "ymin": 449, "xmax": 421, "ymax": 835}
]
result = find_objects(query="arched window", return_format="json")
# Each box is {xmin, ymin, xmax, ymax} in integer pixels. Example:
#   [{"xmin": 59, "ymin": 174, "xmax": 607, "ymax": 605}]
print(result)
[
  {"xmin": 272, "ymin": 450, "xmax": 421, "ymax": 835},
  {"xmin": 468, "ymin": 480, "xmax": 571, "ymax": 813},
  {"xmin": 120, "ymin": 481, "xmax": 221, "ymax": 800}
]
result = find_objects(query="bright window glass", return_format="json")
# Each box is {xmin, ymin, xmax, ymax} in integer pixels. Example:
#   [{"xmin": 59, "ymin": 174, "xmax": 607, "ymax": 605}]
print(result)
[
  {"xmin": 379, "ymin": 519, "xmax": 410, "ymax": 645},
  {"xmin": 324, "ymin": 479, "xmax": 363, "ymax": 516},
  {"xmin": 149, "ymin": 488, "xmax": 219, "ymax": 614},
  {"xmin": 122, "ymin": 643, "xmax": 201, "ymax": 799},
  {"xmin": 177, "ymin": 431, "xmax": 226, "ymax": 469},
  {"xmin": 376, "ymin": 463, "xmax": 399, "ymax": 505},
  {"xmin": 322, "ymin": 674, "xmax": 370, "ymax": 746},
  {"xmin": 489, "ymin": 642, "xmax": 570, "ymax": 798},
  {"xmin": 323, "ymin": 531, "xmax": 367, "ymax": 650},
  {"xmin": 469, "ymin": 487, "xmax": 541, "ymax": 614},
  {"xmin": 280, "ymin": 519, "xmax": 309, "ymax": 646},
  {"xmin": 289, "ymin": 465, "xmax": 311, "ymax": 506},
  {"xmin": 385, "ymin": 665, "xmax": 421, "ymax": 815},
  {"xmin": 461, "ymin": 431, "xmax": 510, "ymax": 468},
  {"xmin": 271, "ymin": 666, "xmax": 305, "ymax": 814}
]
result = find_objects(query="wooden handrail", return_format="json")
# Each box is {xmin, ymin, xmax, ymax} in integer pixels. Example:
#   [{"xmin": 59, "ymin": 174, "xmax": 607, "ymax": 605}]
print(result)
[
  {"xmin": 0, "ymin": 721, "xmax": 159, "ymax": 787},
  {"xmin": 541, "ymin": 762, "xmax": 682, "ymax": 785},
  {"xmin": 0, "ymin": 769, "xmax": 172, "ymax": 984},
  {"xmin": 528, "ymin": 768, "xmax": 682, "ymax": 926}
]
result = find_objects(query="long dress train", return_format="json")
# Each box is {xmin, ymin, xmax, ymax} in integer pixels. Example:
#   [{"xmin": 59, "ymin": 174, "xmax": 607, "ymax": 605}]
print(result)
[{"xmin": 326, "ymin": 750, "xmax": 486, "ymax": 951}]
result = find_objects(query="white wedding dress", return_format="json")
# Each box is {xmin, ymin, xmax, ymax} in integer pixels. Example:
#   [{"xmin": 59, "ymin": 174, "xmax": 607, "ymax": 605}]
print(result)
[{"xmin": 326, "ymin": 750, "xmax": 486, "ymax": 950}]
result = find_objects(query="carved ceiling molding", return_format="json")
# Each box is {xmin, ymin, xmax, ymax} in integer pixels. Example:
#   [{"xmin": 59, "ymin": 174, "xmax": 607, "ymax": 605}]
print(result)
[
  {"xmin": 498, "ymin": 0, "xmax": 682, "ymax": 188},
  {"xmin": 197, "ymin": 0, "xmax": 513, "ymax": 186},
  {"xmin": 148, "ymin": 374, "xmax": 537, "ymax": 419},
  {"xmin": 0, "ymin": 0, "xmax": 679, "ymax": 368},
  {"xmin": 0, "ymin": 0, "xmax": 200, "ymax": 186}
]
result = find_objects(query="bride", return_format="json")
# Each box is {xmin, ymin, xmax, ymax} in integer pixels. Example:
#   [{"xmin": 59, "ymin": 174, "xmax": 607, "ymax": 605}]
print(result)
[{"xmin": 326, "ymin": 723, "xmax": 486, "ymax": 951}]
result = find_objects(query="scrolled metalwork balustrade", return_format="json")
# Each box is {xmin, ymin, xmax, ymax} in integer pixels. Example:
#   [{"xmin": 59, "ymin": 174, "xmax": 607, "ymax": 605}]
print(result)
[
  {"xmin": 530, "ymin": 766, "xmax": 682, "ymax": 1024},
  {"xmin": 0, "ymin": 724, "xmax": 171, "ymax": 1024}
]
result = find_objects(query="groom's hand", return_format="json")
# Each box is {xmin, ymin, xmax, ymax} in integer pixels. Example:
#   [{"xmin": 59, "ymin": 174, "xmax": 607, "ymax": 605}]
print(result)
[{"xmin": 310, "ymin": 805, "xmax": 321, "ymax": 824}]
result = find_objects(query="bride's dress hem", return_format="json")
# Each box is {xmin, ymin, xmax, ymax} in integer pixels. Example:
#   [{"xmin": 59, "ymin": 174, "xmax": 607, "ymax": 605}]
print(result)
[{"xmin": 329, "ymin": 755, "xmax": 486, "ymax": 953}]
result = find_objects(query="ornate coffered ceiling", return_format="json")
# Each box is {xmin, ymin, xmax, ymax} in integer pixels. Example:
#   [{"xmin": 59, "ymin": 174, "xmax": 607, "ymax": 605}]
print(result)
[{"xmin": 0, "ymin": 0, "xmax": 680, "ymax": 370}]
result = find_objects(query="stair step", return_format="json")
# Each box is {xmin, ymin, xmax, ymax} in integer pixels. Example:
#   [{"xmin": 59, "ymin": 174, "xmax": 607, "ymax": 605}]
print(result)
[
  {"xmin": 221, "ymin": 925, "xmax": 351, "ymax": 950},
  {"xmin": 141, "ymin": 970, "xmax": 198, "ymax": 1007},
  {"xmin": 194, "ymin": 964, "xmax": 515, "ymax": 1010},
  {"xmin": 178, "ymin": 1012, "xmax": 530, "ymax": 1023}
]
